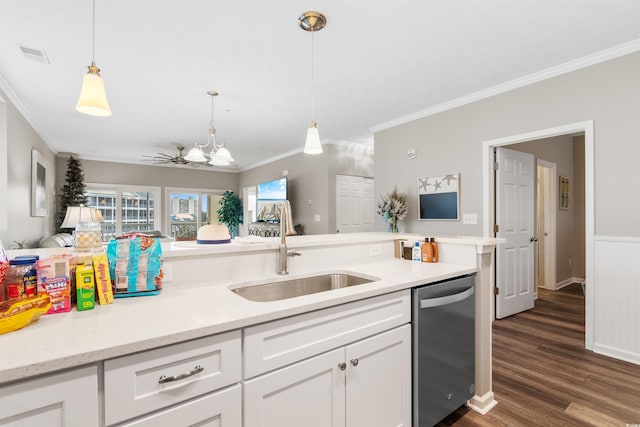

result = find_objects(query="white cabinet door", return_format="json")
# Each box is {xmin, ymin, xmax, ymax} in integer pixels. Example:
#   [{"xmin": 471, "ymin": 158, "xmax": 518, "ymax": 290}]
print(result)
[
  {"xmin": 345, "ymin": 325, "xmax": 412, "ymax": 427},
  {"xmin": 0, "ymin": 365, "xmax": 98, "ymax": 427},
  {"xmin": 244, "ymin": 348, "xmax": 346, "ymax": 427}
]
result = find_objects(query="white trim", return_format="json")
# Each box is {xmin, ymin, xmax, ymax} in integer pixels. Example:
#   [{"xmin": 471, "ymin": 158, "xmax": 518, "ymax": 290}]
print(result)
[
  {"xmin": 594, "ymin": 235, "xmax": 640, "ymax": 243},
  {"xmin": 593, "ymin": 343, "xmax": 640, "ymax": 366},
  {"xmin": 371, "ymin": 39, "xmax": 640, "ymax": 133},
  {"xmin": 467, "ymin": 391, "xmax": 498, "ymax": 415},
  {"xmin": 482, "ymin": 120, "xmax": 595, "ymax": 350},
  {"xmin": 554, "ymin": 277, "xmax": 584, "ymax": 290},
  {"xmin": 0, "ymin": 95, "xmax": 7, "ymax": 238}
]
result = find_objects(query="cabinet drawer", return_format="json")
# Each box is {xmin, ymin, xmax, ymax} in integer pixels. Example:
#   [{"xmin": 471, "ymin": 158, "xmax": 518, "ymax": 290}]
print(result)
[
  {"xmin": 104, "ymin": 330, "xmax": 241, "ymax": 426},
  {"xmin": 121, "ymin": 384, "xmax": 241, "ymax": 427},
  {"xmin": 244, "ymin": 290, "xmax": 410, "ymax": 378}
]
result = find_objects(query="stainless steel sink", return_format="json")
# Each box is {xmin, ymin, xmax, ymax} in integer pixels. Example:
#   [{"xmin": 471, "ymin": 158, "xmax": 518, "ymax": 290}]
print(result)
[{"xmin": 230, "ymin": 273, "xmax": 377, "ymax": 302}]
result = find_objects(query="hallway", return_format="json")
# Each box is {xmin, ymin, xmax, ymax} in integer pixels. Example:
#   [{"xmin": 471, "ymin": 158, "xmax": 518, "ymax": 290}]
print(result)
[{"xmin": 439, "ymin": 284, "xmax": 640, "ymax": 426}]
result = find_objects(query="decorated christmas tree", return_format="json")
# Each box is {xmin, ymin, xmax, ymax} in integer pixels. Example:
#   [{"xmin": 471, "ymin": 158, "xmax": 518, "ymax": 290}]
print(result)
[{"xmin": 57, "ymin": 155, "xmax": 88, "ymax": 232}]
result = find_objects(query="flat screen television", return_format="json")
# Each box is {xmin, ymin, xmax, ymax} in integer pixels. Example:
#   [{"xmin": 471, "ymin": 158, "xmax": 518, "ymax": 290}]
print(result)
[
  {"xmin": 256, "ymin": 178, "xmax": 287, "ymax": 222},
  {"xmin": 418, "ymin": 173, "xmax": 460, "ymax": 220}
]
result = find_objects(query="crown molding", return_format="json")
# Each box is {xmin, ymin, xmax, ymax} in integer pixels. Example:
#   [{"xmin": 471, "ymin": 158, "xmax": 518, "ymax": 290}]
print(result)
[
  {"xmin": 370, "ymin": 38, "xmax": 640, "ymax": 134},
  {"xmin": 0, "ymin": 73, "xmax": 58, "ymax": 155}
]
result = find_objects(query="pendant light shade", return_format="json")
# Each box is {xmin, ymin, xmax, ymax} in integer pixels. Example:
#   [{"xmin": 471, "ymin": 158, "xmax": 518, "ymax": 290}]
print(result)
[
  {"xmin": 304, "ymin": 121, "xmax": 322, "ymax": 154},
  {"xmin": 76, "ymin": 0, "xmax": 111, "ymax": 117},
  {"xmin": 76, "ymin": 62, "xmax": 111, "ymax": 116}
]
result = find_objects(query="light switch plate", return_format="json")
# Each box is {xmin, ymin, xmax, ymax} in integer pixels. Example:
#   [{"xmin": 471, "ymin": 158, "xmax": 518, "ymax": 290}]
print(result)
[{"xmin": 463, "ymin": 213, "xmax": 478, "ymax": 224}]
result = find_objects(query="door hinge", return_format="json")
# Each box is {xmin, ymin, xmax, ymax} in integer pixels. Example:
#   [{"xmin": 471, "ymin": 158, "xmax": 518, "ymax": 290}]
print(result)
[
  {"xmin": 494, "ymin": 224, "xmax": 499, "ymax": 233},
  {"xmin": 494, "ymin": 286, "xmax": 499, "ymax": 295},
  {"xmin": 493, "ymin": 162, "xmax": 499, "ymax": 170}
]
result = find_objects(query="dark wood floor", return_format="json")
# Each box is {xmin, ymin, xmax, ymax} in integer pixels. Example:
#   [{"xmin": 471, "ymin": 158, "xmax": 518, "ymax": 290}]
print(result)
[{"xmin": 438, "ymin": 284, "xmax": 640, "ymax": 426}]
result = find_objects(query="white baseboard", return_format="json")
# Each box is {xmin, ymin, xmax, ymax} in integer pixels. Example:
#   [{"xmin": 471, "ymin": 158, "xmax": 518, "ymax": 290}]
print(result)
[
  {"xmin": 593, "ymin": 343, "xmax": 640, "ymax": 366},
  {"xmin": 468, "ymin": 391, "xmax": 498, "ymax": 415},
  {"xmin": 555, "ymin": 277, "xmax": 584, "ymax": 290}
]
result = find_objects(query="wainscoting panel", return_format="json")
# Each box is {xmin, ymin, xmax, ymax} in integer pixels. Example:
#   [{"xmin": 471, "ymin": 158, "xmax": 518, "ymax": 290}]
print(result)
[{"xmin": 593, "ymin": 236, "xmax": 640, "ymax": 365}]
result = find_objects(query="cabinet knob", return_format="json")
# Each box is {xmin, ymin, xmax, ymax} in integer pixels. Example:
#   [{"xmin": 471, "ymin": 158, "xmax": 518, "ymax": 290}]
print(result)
[
  {"xmin": 338, "ymin": 362, "xmax": 347, "ymax": 371},
  {"xmin": 350, "ymin": 358, "xmax": 359, "ymax": 367}
]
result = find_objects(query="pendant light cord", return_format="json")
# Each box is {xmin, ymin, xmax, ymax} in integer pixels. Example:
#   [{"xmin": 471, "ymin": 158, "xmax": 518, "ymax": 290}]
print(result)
[
  {"xmin": 310, "ymin": 28, "xmax": 315, "ymax": 122},
  {"xmin": 91, "ymin": 0, "xmax": 96, "ymax": 63}
]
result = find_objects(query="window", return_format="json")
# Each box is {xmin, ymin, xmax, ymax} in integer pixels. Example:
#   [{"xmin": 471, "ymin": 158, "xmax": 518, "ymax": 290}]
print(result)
[
  {"xmin": 166, "ymin": 188, "xmax": 224, "ymax": 240},
  {"xmin": 85, "ymin": 184, "xmax": 160, "ymax": 241}
]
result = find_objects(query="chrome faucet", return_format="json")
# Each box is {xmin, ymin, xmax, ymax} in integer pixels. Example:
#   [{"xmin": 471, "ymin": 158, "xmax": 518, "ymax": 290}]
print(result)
[{"xmin": 278, "ymin": 202, "xmax": 301, "ymax": 275}]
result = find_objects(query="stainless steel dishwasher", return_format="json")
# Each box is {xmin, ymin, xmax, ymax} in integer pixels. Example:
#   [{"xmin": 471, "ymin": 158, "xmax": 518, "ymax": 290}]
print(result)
[{"xmin": 412, "ymin": 273, "xmax": 475, "ymax": 427}]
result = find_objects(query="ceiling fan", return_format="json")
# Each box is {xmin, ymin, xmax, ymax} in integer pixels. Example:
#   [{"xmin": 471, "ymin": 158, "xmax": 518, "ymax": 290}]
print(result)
[{"xmin": 142, "ymin": 146, "xmax": 207, "ymax": 167}]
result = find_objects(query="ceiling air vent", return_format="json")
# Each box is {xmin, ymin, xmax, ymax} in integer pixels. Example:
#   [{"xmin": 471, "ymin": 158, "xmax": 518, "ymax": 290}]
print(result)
[{"xmin": 19, "ymin": 45, "xmax": 50, "ymax": 64}]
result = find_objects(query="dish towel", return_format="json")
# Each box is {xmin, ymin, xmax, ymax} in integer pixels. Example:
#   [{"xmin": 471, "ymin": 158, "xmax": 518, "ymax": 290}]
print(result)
[{"xmin": 282, "ymin": 200, "xmax": 296, "ymax": 236}]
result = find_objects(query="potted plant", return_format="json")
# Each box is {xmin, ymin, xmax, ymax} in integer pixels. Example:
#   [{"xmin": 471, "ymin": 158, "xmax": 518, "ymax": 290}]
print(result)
[
  {"xmin": 217, "ymin": 191, "xmax": 243, "ymax": 237},
  {"xmin": 376, "ymin": 187, "xmax": 408, "ymax": 232}
]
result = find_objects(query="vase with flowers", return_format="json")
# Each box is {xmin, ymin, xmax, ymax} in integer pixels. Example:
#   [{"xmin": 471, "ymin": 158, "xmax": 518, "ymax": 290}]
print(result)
[{"xmin": 376, "ymin": 187, "xmax": 408, "ymax": 233}]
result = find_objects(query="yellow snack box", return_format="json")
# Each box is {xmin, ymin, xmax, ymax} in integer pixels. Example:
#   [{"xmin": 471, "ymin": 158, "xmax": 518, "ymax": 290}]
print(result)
[{"xmin": 92, "ymin": 253, "xmax": 114, "ymax": 305}]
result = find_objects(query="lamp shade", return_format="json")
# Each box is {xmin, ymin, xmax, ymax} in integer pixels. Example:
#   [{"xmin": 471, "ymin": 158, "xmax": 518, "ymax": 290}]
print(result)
[
  {"xmin": 61, "ymin": 206, "xmax": 102, "ymax": 229},
  {"xmin": 184, "ymin": 146, "xmax": 208, "ymax": 162},
  {"xmin": 304, "ymin": 122, "xmax": 322, "ymax": 154},
  {"xmin": 76, "ymin": 63, "xmax": 112, "ymax": 117}
]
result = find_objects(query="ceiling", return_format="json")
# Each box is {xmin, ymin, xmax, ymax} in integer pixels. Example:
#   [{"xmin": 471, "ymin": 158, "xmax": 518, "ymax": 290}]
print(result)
[{"xmin": 1, "ymin": 1, "xmax": 640, "ymax": 171}]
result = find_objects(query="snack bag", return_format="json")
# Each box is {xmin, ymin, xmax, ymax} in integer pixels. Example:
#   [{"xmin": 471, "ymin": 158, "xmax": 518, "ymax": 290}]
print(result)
[{"xmin": 106, "ymin": 234, "xmax": 162, "ymax": 297}]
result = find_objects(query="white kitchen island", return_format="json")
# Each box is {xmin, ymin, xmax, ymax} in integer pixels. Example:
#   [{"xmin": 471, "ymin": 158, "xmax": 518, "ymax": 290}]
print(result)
[{"xmin": 0, "ymin": 233, "xmax": 500, "ymax": 426}]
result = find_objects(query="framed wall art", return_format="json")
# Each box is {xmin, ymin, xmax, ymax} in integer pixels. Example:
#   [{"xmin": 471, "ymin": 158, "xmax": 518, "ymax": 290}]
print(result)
[
  {"xmin": 418, "ymin": 173, "xmax": 460, "ymax": 220},
  {"xmin": 31, "ymin": 149, "xmax": 48, "ymax": 217},
  {"xmin": 559, "ymin": 175, "xmax": 569, "ymax": 210}
]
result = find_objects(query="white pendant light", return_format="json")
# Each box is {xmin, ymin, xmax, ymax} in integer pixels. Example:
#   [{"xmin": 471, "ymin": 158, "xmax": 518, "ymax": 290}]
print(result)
[
  {"xmin": 299, "ymin": 11, "xmax": 326, "ymax": 155},
  {"xmin": 76, "ymin": 0, "xmax": 112, "ymax": 117}
]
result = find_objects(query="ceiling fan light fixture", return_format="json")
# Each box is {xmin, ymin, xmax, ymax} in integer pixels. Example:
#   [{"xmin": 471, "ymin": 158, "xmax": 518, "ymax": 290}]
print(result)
[
  {"xmin": 76, "ymin": 0, "xmax": 111, "ymax": 117},
  {"xmin": 304, "ymin": 121, "xmax": 322, "ymax": 154},
  {"xmin": 184, "ymin": 145, "xmax": 208, "ymax": 163}
]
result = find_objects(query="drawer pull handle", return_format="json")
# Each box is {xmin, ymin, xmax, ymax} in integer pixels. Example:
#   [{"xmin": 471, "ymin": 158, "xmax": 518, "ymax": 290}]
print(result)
[
  {"xmin": 338, "ymin": 362, "xmax": 347, "ymax": 371},
  {"xmin": 158, "ymin": 365, "xmax": 204, "ymax": 384},
  {"xmin": 350, "ymin": 358, "xmax": 359, "ymax": 366}
]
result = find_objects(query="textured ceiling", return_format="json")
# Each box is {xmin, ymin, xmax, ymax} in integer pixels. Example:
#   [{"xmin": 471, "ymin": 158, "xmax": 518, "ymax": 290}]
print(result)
[{"xmin": 1, "ymin": 0, "xmax": 640, "ymax": 171}]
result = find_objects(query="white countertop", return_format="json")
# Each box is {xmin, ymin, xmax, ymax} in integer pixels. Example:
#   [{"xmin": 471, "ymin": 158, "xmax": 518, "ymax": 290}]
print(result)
[{"xmin": 0, "ymin": 258, "xmax": 475, "ymax": 384}]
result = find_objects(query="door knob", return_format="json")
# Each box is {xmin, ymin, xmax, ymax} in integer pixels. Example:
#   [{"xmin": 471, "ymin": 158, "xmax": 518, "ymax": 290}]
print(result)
[
  {"xmin": 350, "ymin": 358, "xmax": 359, "ymax": 367},
  {"xmin": 338, "ymin": 362, "xmax": 346, "ymax": 371},
  {"xmin": 530, "ymin": 237, "xmax": 538, "ymax": 242}
]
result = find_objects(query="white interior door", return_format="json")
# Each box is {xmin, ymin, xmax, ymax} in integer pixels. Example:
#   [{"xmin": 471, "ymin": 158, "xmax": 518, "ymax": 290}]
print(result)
[
  {"xmin": 496, "ymin": 147, "xmax": 535, "ymax": 319},
  {"xmin": 336, "ymin": 175, "xmax": 374, "ymax": 233}
]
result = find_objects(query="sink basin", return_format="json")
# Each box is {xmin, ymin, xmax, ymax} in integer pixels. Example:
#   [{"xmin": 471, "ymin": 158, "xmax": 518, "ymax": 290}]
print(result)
[{"xmin": 230, "ymin": 273, "xmax": 377, "ymax": 302}]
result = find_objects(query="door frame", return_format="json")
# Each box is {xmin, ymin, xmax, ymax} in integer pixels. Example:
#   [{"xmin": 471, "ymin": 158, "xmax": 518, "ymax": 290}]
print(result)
[
  {"xmin": 482, "ymin": 121, "xmax": 594, "ymax": 350},
  {"xmin": 537, "ymin": 159, "xmax": 557, "ymax": 291}
]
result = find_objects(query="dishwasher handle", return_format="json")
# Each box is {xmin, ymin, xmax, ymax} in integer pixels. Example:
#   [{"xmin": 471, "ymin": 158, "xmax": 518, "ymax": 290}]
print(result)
[{"xmin": 419, "ymin": 286, "xmax": 474, "ymax": 309}]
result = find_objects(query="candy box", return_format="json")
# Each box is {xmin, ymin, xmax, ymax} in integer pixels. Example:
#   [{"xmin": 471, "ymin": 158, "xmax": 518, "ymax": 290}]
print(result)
[
  {"xmin": 76, "ymin": 263, "xmax": 95, "ymax": 311},
  {"xmin": 36, "ymin": 255, "xmax": 71, "ymax": 314}
]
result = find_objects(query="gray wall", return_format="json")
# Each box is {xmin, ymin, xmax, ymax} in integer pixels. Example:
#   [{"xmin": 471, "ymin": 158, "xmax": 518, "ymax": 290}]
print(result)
[
  {"xmin": 56, "ymin": 158, "xmax": 238, "ymax": 191},
  {"xmin": 238, "ymin": 151, "xmax": 330, "ymax": 235},
  {"xmin": 238, "ymin": 142, "xmax": 375, "ymax": 235},
  {"xmin": 374, "ymin": 51, "xmax": 640, "ymax": 238},
  {"xmin": 509, "ymin": 135, "xmax": 583, "ymax": 283},
  {"xmin": 1, "ymin": 88, "xmax": 57, "ymax": 248}
]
